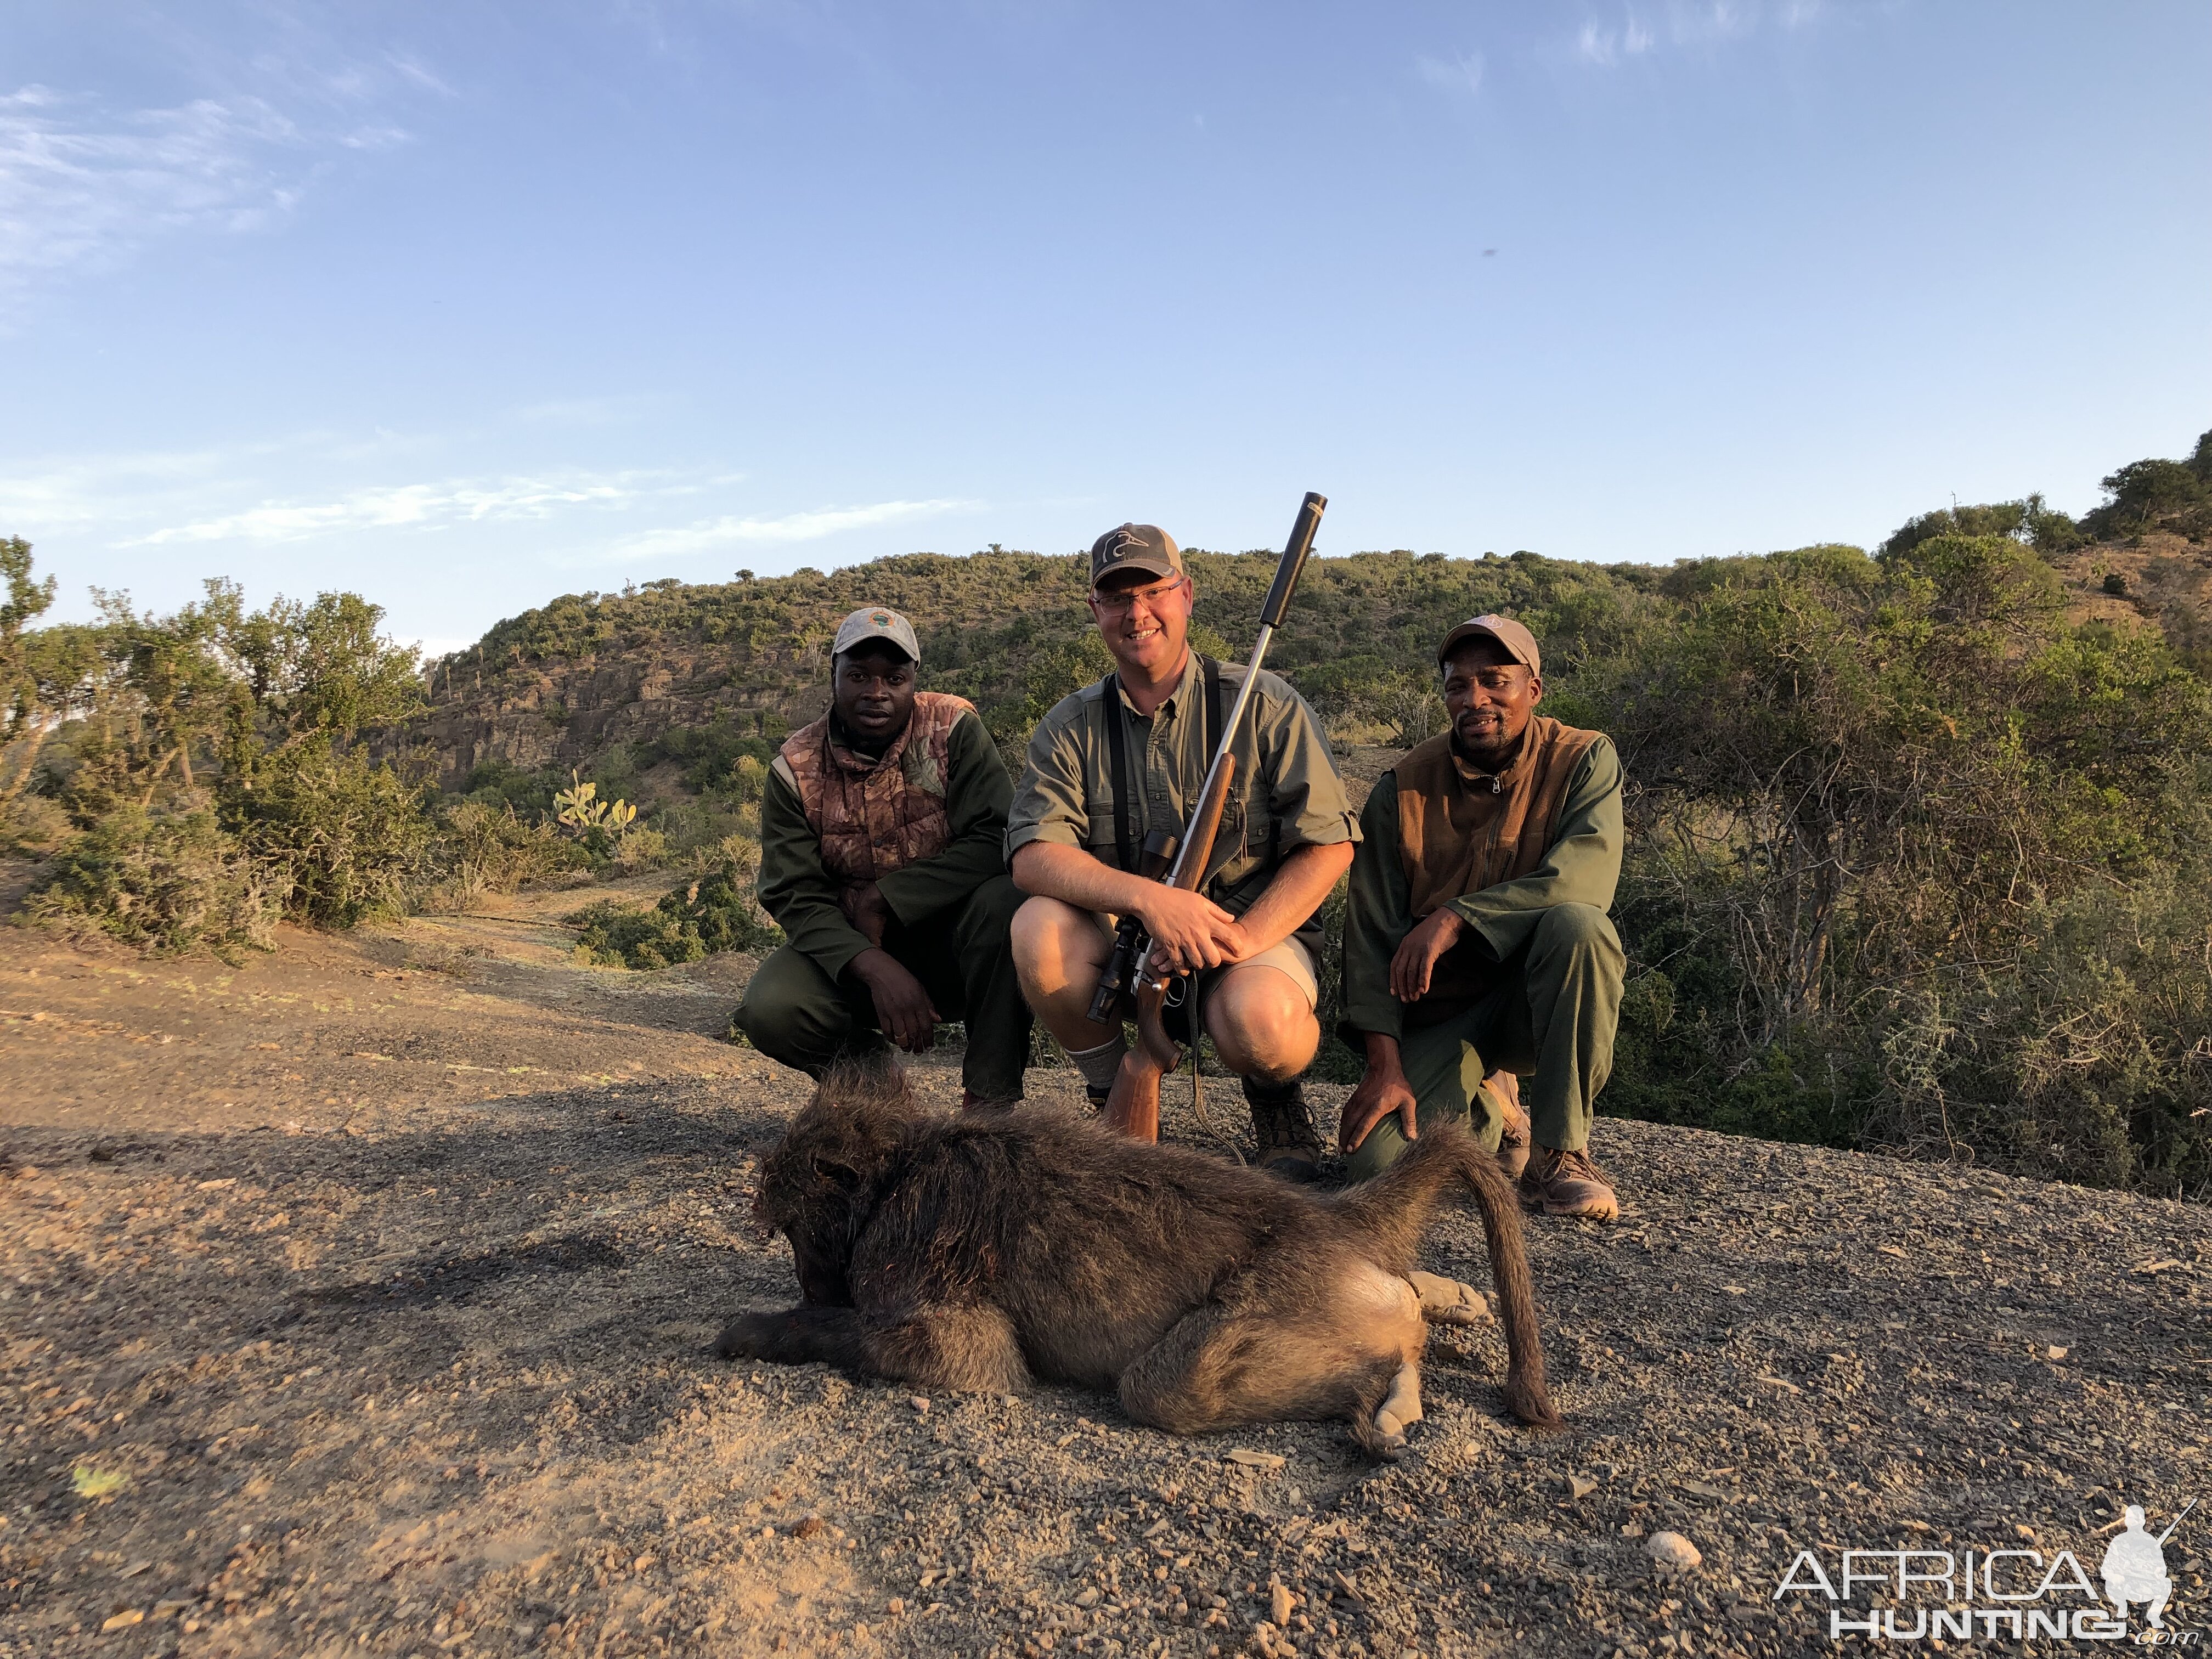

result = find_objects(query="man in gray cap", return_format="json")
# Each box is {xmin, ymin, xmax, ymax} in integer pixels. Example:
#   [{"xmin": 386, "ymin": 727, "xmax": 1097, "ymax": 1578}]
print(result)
[
  {"xmin": 732, "ymin": 605, "xmax": 1031, "ymax": 1106},
  {"xmin": 1335, "ymin": 614, "xmax": 1627, "ymax": 1218},
  {"xmin": 1005, "ymin": 524, "xmax": 1359, "ymax": 1179}
]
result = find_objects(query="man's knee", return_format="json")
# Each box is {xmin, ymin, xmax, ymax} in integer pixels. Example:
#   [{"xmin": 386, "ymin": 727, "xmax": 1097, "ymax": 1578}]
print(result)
[
  {"xmin": 965, "ymin": 873, "xmax": 1029, "ymax": 940},
  {"xmin": 733, "ymin": 947, "xmax": 849, "ymax": 1069},
  {"xmin": 1010, "ymin": 893, "xmax": 1091, "ymax": 973},
  {"xmin": 1207, "ymin": 967, "xmax": 1317, "ymax": 1081},
  {"xmin": 1342, "ymin": 1111, "xmax": 1414, "ymax": 1184},
  {"xmin": 1534, "ymin": 902, "xmax": 1623, "ymax": 961}
]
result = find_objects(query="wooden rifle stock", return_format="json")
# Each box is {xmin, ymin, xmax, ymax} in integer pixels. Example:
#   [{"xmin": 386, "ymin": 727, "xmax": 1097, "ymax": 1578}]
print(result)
[{"xmin": 1101, "ymin": 754, "xmax": 1234, "ymax": 1141}]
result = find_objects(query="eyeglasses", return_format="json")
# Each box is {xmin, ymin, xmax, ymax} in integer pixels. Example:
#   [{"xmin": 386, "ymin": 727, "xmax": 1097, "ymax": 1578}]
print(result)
[{"xmin": 1091, "ymin": 577, "xmax": 1186, "ymax": 616}]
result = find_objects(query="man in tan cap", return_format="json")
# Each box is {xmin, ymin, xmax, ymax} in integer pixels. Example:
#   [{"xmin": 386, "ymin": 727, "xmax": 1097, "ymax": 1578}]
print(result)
[
  {"xmin": 1335, "ymin": 614, "xmax": 1627, "ymax": 1218},
  {"xmin": 1005, "ymin": 523, "xmax": 1359, "ymax": 1178},
  {"xmin": 733, "ymin": 606, "xmax": 1031, "ymax": 1106}
]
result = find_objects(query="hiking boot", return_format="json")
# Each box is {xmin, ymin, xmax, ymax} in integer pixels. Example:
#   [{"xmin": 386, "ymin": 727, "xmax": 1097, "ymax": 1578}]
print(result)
[
  {"xmin": 962, "ymin": 1090, "xmax": 1019, "ymax": 1113},
  {"xmin": 1519, "ymin": 1144, "xmax": 1619, "ymax": 1220},
  {"xmin": 1085, "ymin": 1084, "xmax": 1111, "ymax": 1115},
  {"xmin": 1247, "ymin": 1080, "xmax": 1322, "ymax": 1183},
  {"xmin": 1481, "ymin": 1073, "xmax": 1532, "ymax": 1181}
]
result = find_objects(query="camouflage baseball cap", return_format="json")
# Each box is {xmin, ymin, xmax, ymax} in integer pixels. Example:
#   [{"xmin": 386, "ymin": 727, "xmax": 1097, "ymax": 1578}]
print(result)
[
  {"xmin": 1437, "ymin": 614, "xmax": 1542, "ymax": 678},
  {"xmin": 1088, "ymin": 523, "xmax": 1183, "ymax": 589},
  {"xmin": 831, "ymin": 605, "xmax": 922, "ymax": 663}
]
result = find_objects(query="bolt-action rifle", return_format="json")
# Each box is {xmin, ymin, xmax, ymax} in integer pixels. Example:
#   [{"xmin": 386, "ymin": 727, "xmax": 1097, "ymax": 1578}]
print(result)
[{"xmin": 1092, "ymin": 491, "xmax": 1327, "ymax": 1142}]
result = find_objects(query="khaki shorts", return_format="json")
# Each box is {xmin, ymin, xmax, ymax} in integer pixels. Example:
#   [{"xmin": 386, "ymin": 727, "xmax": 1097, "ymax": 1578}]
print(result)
[{"xmin": 1091, "ymin": 913, "xmax": 1318, "ymax": 1009}]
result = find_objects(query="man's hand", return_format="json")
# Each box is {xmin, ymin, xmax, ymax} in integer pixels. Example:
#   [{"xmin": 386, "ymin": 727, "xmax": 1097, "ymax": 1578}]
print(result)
[
  {"xmin": 845, "ymin": 881, "xmax": 893, "ymax": 947},
  {"xmin": 1339, "ymin": 1034, "xmax": 1418, "ymax": 1154},
  {"xmin": 1147, "ymin": 913, "xmax": 1262, "ymax": 977},
  {"xmin": 1390, "ymin": 907, "xmax": 1467, "ymax": 1003},
  {"xmin": 850, "ymin": 948, "xmax": 939, "ymax": 1053},
  {"xmin": 1132, "ymin": 886, "xmax": 1243, "ymax": 973}
]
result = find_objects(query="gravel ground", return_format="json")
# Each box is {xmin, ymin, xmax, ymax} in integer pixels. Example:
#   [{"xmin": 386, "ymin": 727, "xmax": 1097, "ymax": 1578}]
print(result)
[{"xmin": 3, "ymin": 911, "xmax": 2209, "ymax": 1659}]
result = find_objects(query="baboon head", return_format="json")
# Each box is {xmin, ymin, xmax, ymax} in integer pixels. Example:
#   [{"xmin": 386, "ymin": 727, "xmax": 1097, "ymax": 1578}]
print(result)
[{"xmin": 753, "ymin": 1065, "xmax": 925, "ymax": 1305}]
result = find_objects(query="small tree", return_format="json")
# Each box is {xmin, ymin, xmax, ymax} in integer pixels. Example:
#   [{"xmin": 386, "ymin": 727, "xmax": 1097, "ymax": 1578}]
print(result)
[{"xmin": 1, "ymin": 537, "xmax": 58, "ymax": 808}]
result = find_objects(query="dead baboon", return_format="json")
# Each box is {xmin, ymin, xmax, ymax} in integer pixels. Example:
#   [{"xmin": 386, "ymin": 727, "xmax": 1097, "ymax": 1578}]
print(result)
[{"xmin": 716, "ymin": 1069, "xmax": 1561, "ymax": 1454}]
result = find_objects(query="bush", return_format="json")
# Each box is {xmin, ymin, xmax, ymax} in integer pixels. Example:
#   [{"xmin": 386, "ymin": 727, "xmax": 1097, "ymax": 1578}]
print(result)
[
  {"xmin": 419, "ymin": 799, "xmax": 588, "ymax": 911},
  {"xmin": 609, "ymin": 824, "xmax": 670, "ymax": 875},
  {"xmin": 569, "ymin": 861, "xmax": 782, "ymax": 968},
  {"xmin": 25, "ymin": 803, "xmax": 274, "ymax": 958},
  {"xmin": 233, "ymin": 741, "xmax": 432, "ymax": 928},
  {"xmin": 0, "ymin": 791, "xmax": 70, "ymax": 855}
]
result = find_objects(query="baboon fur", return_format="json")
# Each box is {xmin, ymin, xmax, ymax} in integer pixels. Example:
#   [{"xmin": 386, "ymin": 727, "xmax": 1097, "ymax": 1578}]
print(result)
[{"xmin": 716, "ymin": 1069, "xmax": 1562, "ymax": 1453}]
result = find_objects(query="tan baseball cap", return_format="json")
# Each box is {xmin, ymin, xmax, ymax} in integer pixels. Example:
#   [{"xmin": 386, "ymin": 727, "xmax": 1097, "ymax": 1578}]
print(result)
[
  {"xmin": 832, "ymin": 605, "xmax": 922, "ymax": 663},
  {"xmin": 1437, "ymin": 613, "xmax": 1542, "ymax": 678},
  {"xmin": 1089, "ymin": 523, "xmax": 1183, "ymax": 589}
]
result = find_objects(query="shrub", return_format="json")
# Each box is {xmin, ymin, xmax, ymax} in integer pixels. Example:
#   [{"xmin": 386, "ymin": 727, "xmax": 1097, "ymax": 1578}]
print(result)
[
  {"xmin": 609, "ymin": 824, "xmax": 670, "ymax": 875},
  {"xmin": 25, "ymin": 803, "xmax": 274, "ymax": 958},
  {"xmin": 419, "ymin": 799, "xmax": 588, "ymax": 911},
  {"xmin": 232, "ymin": 741, "xmax": 432, "ymax": 928},
  {"xmin": 568, "ymin": 860, "xmax": 782, "ymax": 968}
]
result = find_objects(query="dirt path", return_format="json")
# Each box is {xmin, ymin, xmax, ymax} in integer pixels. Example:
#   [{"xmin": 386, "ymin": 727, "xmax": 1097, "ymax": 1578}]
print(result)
[{"xmin": 3, "ymin": 905, "xmax": 2209, "ymax": 1659}]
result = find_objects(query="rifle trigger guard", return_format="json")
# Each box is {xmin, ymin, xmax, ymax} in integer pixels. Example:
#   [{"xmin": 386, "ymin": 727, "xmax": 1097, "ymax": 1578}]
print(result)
[{"xmin": 1162, "ymin": 976, "xmax": 1188, "ymax": 1010}]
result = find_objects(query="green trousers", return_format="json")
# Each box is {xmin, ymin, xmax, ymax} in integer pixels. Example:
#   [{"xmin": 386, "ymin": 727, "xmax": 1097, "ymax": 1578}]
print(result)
[
  {"xmin": 1343, "ymin": 902, "xmax": 1623, "ymax": 1182},
  {"xmin": 732, "ymin": 874, "xmax": 1032, "ymax": 1102}
]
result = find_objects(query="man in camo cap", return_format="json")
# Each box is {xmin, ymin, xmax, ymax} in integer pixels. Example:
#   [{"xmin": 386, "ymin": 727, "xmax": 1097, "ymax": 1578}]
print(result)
[
  {"xmin": 1005, "ymin": 524, "xmax": 1359, "ymax": 1180},
  {"xmin": 733, "ymin": 605, "xmax": 1031, "ymax": 1106}
]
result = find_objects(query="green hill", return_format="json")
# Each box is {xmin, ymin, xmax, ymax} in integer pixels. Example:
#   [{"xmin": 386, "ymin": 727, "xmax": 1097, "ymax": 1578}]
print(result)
[{"xmin": 7, "ymin": 425, "xmax": 2211, "ymax": 1199}]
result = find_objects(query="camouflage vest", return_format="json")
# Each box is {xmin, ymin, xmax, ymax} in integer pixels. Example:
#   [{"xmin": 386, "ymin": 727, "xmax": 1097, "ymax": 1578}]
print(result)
[{"xmin": 777, "ymin": 692, "xmax": 973, "ymax": 906}]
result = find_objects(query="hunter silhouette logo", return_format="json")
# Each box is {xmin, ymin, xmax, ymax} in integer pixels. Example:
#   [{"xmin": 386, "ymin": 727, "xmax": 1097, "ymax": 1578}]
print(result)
[
  {"xmin": 2104, "ymin": 1502, "xmax": 2193, "ymax": 1630},
  {"xmin": 1773, "ymin": 1497, "xmax": 2199, "ymax": 1644}
]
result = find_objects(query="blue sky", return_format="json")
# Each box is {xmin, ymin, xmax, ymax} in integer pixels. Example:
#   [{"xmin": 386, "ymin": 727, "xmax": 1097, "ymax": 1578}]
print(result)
[{"xmin": 4, "ymin": 1, "xmax": 2208, "ymax": 655}]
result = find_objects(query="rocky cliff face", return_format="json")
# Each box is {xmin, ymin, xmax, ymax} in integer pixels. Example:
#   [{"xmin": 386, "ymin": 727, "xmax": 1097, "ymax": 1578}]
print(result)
[
  {"xmin": 409, "ymin": 639, "xmax": 833, "ymax": 788},
  {"xmin": 394, "ymin": 552, "xmax": 1096, "ymax": 787}
]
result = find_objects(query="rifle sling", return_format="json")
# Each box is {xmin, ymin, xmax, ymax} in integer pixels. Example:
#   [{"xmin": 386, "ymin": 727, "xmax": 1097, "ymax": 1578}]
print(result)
[{"xmin": 1103, "ymin": 656, "xmax": 1224, "ymax": 886}]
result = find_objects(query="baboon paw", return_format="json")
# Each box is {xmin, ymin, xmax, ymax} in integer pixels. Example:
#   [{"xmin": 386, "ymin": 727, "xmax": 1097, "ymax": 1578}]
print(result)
[
  {"xmin": 1354, "ymin": 1414, "xmax": 1410, "ymax": 1462},
  {"xmin": 1407, "ymin": 1271, "xmax": 1494, "ymax": 1327},
  {"xmin": 712, "ymin": 1312, "xmax": 780, "ymax": 1361}
]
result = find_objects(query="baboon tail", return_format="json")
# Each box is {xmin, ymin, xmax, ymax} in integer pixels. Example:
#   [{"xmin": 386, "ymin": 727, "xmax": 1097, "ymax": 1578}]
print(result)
[
  {"xmin": 1450, "ymin": 1132, "xmax": 1564, "ymax": 1432},
  {"xmin": 1331, "ymin": 1120, "xmax": 1564, "ymax": 1434},
  {"xmin": 1327, "ymin": 1120, "xmax": 1479, "ymax": 1272}
]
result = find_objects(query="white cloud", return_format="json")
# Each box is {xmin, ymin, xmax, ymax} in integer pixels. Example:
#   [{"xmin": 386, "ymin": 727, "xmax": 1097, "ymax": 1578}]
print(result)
[
  {"xmin": 1417, "ymin": 52, "xmax": 1487, "ymax": 96},
  {"xmin": 1570, "ymin": 1, "xmax": 1793, "ymax": 67},
  {"xmin": 126, "ymin": 471, "xmax": 692, "ymax": 546},
  {"xmin": 607, "ymin": 499, "xmax": 975, "ymax": 562},
  {"xmin": 0, "ymin": 431, "xmax": 969, "ymax": 580},
  {"xmin": 1574, "ymin": 16, "xmax": 1657, "ymax": 66},
  {"xmin": 0, "ymin": 33, "xmax": 447, "ymax": 322},
  {"xmin": 385, "ymin": 54, "xmax": 455, "ymax": 98},
  {"xmin": 0, "ymin": 86, "xmax": 308, "ymax": 307}
]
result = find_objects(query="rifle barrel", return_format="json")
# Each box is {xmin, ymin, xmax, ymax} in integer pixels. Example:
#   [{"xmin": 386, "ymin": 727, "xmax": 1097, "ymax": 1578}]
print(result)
[{"xmin": 1163, "ymin": 492, "xmax": 1326, "ymax": 889}]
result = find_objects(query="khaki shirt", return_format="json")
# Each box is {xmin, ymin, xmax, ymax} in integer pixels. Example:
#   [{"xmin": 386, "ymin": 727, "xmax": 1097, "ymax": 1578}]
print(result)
[{"xmin": 1006, "ymin": 651, "xmax": 1359, "ymax": 944}]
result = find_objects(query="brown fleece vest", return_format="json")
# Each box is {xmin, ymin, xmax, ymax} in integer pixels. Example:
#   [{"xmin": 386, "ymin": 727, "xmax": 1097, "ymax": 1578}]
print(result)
[
  {"xmin": 779, "ymin": 692, "xmax": 973, "ymax": 911},
  {"xmin": 1393, "ymin": 715, "xmax": 1602, "ymax": 1008}
]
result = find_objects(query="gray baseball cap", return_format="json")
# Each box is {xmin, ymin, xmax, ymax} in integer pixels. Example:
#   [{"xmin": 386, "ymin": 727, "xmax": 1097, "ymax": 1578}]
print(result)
[
  {"xmin": 831, "ymin": 605, "xmax": 922, "ymax": 663},
  {"xmin": 1088, "ymin": 523, "xmax": 1184, "ymax": 590}
]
